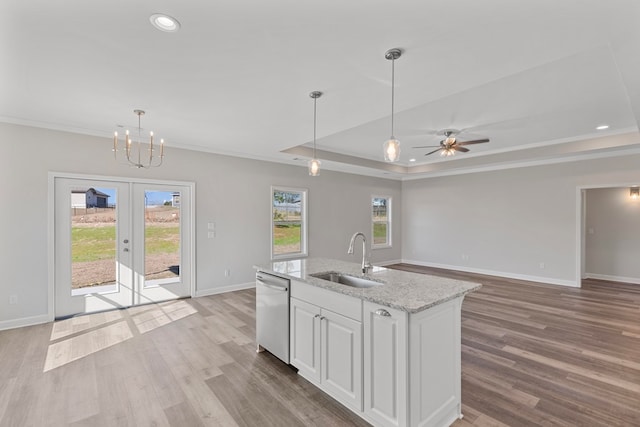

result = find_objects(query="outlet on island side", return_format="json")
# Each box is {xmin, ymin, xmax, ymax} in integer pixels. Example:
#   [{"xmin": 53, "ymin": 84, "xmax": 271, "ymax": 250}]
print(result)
[
  {"xmin": 9, "ymin": 295, "xmax": 18, "ymax": 305},
  {"xmin": 224, "ymin": 269, "xmax": 231, "ymax": 277}
]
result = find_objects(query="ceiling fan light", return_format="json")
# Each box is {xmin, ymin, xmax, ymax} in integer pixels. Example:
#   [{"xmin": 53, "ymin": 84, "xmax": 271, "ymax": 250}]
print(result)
[
  {"xmin": 384, "ymin": 138, "xmax": 400, "ymax": 162},
  {"xmin": 308, "ymin": 158, "xmax": 321, "ymax": 176}
]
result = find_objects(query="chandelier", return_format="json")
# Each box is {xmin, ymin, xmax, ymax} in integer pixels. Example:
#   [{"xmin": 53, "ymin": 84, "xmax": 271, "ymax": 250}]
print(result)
[{"xmin": 113, "ymin": 109, "xmax": 164, "ymax": 168}]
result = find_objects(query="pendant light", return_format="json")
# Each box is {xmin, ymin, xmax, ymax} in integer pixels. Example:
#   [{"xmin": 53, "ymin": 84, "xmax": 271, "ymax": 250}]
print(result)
[
  {"xmin": 308, "ymin": 91, "xmax": 323, "ymax": 176},
  {"xmin": 383, "ymin": 48, "xmax": 402, "ymax": 162}
]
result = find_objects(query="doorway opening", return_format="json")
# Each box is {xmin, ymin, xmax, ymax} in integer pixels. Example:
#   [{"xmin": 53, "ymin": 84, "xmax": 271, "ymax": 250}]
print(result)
[{"xmin": 577, "ymin": 184, "xmax": 640, "ymax": 287}]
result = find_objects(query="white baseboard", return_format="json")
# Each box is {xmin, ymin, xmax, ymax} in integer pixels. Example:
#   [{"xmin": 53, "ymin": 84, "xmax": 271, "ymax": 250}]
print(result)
[
  {"xmin": 376, "ymin": 258, "xmax": 402, "ymax": 267},
  {"xmin": 195, "ymin": 282, "xmax": 255, "ymax": 298},
  {"xmin": 401, "ymin": 259, "xmax": 579, "ymax": 288},
  {"xmin": 584, "ymin": 273, "xmax": 640, "ymax": 285},
  {"xmin": 0, "ymin": 314, "xmax": 51, "ymax": 331}
]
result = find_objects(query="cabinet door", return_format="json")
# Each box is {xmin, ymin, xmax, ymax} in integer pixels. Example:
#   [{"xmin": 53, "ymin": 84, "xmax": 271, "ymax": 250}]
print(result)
[
  {"xmin": 321, "ymin": 308, "xmax": 363, "ymax": 411},
  {"xmin": 290, "ymin": 297, "xmax": 321, "ymax": 383},
  {"xmin": 363, "ymin": 302, "xmax": 408, "ymax": 427}
]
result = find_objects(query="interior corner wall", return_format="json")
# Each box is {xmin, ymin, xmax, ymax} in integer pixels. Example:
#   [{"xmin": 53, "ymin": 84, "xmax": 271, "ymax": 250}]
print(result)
[
  {"xmin": 401, "ymin": 153, "xmax": 640, "ymax": 287},
  {"xmin": 0, "ymin": 123, "xmax": 401, "ymax": 328},
  {"xmin": 584, "ymin": 187, "xmax": 640, "ymax": 283}
]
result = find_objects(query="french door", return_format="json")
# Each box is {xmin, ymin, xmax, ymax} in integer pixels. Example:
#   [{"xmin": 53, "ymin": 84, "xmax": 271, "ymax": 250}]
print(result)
[{"xmin": 54, "ymin": 176, "xmax": 192, "ymax": 318}]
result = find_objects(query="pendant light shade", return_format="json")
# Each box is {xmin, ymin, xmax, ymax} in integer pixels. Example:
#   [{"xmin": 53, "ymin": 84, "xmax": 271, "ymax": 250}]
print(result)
[
  {"xmin": 383, "ymin": 48, "xmax": 402, "ymax": 162},
  {"xmin": 384, "ymin": 138, "xmax": 400, "ymax": 162},
  {"xmin": 308, "ymin": 91, "xmax": 323, "ymax": 176}
]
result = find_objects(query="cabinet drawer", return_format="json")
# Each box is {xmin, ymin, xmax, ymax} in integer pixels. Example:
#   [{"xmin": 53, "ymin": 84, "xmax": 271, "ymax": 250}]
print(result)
[{"xmin": 291, "ymin": 280, "xmax": 362, "ymax": 321}]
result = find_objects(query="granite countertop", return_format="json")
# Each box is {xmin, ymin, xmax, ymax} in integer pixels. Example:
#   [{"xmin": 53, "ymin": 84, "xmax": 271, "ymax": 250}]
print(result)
[{"xmin": 254, "ymin": 258, "xmax": 481, "ymax": 313}]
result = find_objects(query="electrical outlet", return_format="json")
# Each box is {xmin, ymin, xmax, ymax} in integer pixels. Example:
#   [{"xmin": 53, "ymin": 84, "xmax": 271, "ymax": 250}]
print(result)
[
  {"xmin": 539, "ymin": 262, "xmax": 545, "ymax": 269},
  {"xmin": 224, "ymin": 269, "xmax": 231, "ymax": 277},
  {"xmin": 208, "ymin": 231, "xmax": 215, "ymax": 238},
  {"xmin": 461, "ymin": 253, "xmax": 469, "ymax": 261},
  {"xmin": 9, "ymin": 295, "xmax": 17, "ymax": 305}
]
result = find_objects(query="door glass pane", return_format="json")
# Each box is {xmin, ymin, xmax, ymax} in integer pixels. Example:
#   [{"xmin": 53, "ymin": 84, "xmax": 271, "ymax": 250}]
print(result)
[
  {"xmin": 71, "ymin": 187, "xmax": 117, "ymax": 295},
  {"xmin": 144, "ymin": 190, "xmax": 181, "ymax": 286}
]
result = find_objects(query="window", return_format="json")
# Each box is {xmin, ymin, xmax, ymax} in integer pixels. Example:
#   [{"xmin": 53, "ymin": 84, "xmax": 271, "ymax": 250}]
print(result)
[
  {"xmin": 272, "ymin": 187, "xmax": 308, "ymax": 259},
  {"xmin": 372, "ymin": 196, "xmax": 391, "ymax": 248}
]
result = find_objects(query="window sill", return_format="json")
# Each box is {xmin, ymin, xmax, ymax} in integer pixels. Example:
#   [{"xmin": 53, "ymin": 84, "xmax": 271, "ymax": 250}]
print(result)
[{"xmin": 371, "ymin": 245, "xmax": 392, "ymax": 250}]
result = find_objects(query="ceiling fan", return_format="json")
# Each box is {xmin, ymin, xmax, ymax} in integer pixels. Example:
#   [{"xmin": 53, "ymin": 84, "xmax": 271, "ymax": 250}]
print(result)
[{"xmin": 413, "ymin": 129, "xmax": 489, "ymax": 157}]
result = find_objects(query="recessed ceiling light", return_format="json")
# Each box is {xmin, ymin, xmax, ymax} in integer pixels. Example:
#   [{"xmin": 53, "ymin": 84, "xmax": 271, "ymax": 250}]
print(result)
[
  {"xmin": 150, "ymin": 14, "xmax": 181, "ymax": 32},
  {"xmin": 409, "ymin": 158, "xmax": 416, "ymax": 162},
  {"xmin": 596, "ymin": 125, "xmax": 609, "ymax": 130}
]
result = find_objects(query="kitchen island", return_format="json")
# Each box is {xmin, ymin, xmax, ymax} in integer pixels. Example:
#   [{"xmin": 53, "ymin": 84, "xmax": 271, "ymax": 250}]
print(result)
[{"xmin": 255, "ymin": 258, "xmax": 481, "ymax": 427}]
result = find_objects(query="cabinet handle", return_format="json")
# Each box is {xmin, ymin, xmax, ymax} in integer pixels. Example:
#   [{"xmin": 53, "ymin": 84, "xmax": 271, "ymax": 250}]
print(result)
[
  {"xmin": 314, "ymin": 314, "xmax": 320, "ymax": 319},
  {"xmin": 320, "ymin": 316, "xmax": 325, "ymax": 321},
  {"xmin": 375, "ymin": 308, "xmax": 391, "ymax": 317}
]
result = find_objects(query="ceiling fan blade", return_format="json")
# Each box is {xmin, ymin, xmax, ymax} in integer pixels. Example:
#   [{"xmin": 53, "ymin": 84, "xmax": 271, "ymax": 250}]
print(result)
[
  {"xmin": 453, "ymin": 145, "xmax": 469, "ymax": 152},
  {"xmin": 424, "ymin": 148, "xmax": 442, "ymax": 156},
  {"xmin": 412, "ymin": 145, "xmax": 441, "ymax": 149},
  {"xmin": 456, "ymin": 138, "xmax": 489, "ymax": 146}
]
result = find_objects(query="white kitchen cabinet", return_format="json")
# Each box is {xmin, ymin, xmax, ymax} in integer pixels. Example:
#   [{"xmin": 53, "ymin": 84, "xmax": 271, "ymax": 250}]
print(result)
[
  {"xmin": 290, "ymin": 297, "xmax": 321, "ymax": 382},
  {"xmin": 364, "ymin": 298, "xmax": 463, "ymax": 427},
  {"xmin": 320, "ymin": 307, "xmax": 362, "ymax": 411},
  {"xmin": 290, "ymin": 280, "xmax": 363, "ymax": 412},
  {"xmin": 363, "ymin": 302, "xmax": 408, "ymax": 427},
  {"xmin": 289, "ymin": 278, "xmax": 465, "ymax": 427}
]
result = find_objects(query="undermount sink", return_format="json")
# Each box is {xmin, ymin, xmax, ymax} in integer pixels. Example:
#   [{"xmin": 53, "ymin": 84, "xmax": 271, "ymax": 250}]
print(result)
[{"xmin": 310, "ymin": 272, "xmax": 384, "ymax": 289}]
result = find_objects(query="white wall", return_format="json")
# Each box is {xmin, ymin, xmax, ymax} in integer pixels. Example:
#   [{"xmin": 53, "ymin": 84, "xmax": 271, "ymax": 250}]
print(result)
[
  {"xmin": 401, "ymin": 155, "xmax": 640, "ymax": 286},
  {"xmin": 584, "ymin": 187, "xmax": 640, "ymax": 283},
  {"xmin": 0, "ymin": 123, "xmax": 401, "ymax": 328}
]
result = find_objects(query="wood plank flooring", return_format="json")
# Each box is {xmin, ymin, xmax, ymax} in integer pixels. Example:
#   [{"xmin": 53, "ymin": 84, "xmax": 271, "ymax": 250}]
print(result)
[
  {"xmin": 389, "ymin": 264, "xmax": 640, "ymax": 427},
  {"xmin": 1, "ymin": 266, "xmax": 639, "ymax": 426}
]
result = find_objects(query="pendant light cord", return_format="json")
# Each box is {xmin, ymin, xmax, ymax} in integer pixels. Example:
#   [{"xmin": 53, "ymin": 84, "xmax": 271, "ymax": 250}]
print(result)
[
  {"xmin": 313, "ymin": 95, "xmax": 317, "ymax": 158},
  {"xmin": 391, "ymin": 56, "xmax": 395, "ymax": 138},
  {"xmin": 137, "ymin": 110, "xmax": 142, "ymax": 165}
]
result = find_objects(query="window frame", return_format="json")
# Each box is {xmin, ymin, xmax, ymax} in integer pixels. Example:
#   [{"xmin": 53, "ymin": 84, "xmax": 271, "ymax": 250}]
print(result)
[
  {"xmin": 271, "ymin": 186, "xmax": 308, "ymax": 260},
  {"xmin": 371, "ymin": 195, "xmax": 392, "ymax": 249}
]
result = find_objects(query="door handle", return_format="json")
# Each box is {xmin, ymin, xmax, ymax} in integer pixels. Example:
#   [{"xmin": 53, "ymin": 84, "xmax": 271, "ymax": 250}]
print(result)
[
  {"xmin": 123, "ymin": 239, "xmax": 129, "ymax": 244},
  {"xmin": 123, "ymin": 248, "xmax": 129, "ymax": 252}
]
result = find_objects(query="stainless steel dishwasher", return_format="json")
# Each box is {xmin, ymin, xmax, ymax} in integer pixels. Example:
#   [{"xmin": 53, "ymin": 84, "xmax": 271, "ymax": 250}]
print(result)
[{"xmin": 256, "ymin": 271, "xmax": 290, "ymax": 364}]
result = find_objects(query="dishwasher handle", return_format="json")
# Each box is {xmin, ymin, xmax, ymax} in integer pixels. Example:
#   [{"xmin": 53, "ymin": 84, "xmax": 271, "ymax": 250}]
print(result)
[
  {"xmin": 256, "ymin": 273, "xmax": 289, "ymax": 292},
  {"xmin": 258, "ymin": 280, "xmax": 288, "ymax": 292}
]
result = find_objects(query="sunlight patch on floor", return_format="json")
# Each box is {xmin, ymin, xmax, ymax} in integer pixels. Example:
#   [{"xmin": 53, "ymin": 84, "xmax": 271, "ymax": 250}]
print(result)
[
  {"xmin": 131, "ymin": 300, "xmax": 198, "ymax": 334},
  {"xmin": 50, "ymin": 310, "xmax": 123, "ymax": 341},
  {"xmin": 44, "ymin": 320, "xmax": 133, "ymax": 372}
]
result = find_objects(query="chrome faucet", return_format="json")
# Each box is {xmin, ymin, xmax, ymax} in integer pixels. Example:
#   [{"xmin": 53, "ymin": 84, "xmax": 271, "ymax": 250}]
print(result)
[{"xmin": 348, "ymin": 232, "xmax": 372, "ymax": 274}]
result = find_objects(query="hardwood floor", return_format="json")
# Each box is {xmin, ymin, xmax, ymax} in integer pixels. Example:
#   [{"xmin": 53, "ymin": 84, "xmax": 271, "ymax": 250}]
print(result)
[
  {"xmin": 0, "ymin": 295, "xmax": 368, "ymax": 427},
  {"xmin": 390, "ymin": 264, "xmax": 640, "ymax": 427},
  {"xmin": 1, "ymin": 266, "xmax": 639, "ymax": 426}
]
